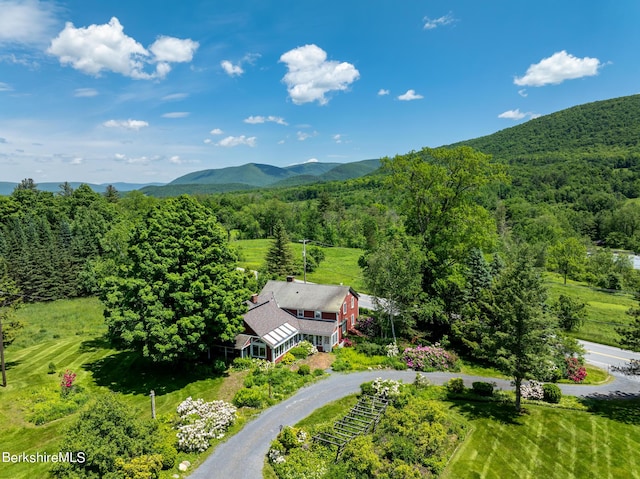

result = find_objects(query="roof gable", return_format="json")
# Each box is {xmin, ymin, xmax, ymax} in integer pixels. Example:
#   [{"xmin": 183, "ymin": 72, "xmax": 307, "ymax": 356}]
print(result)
[{"xmin": 261, "ymin": 280, "xmax": 357, "ymax": 313}]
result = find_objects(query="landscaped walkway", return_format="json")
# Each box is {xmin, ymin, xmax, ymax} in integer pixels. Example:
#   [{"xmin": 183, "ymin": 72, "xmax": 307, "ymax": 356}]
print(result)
[{"xmin": 188, "ymin": 369, "xmax": 639, "ymax": 479}]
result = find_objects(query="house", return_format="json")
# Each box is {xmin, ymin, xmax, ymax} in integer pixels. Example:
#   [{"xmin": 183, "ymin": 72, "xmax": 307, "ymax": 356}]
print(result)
[{"xmin": 234, "ymin": 278, "xmax": 359, "ymax": 362}]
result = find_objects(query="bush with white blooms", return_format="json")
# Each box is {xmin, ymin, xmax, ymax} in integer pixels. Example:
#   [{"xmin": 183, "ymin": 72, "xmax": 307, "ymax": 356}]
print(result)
[{"xmin": 176, "ymin": 397, "xmax": 237, "ymax": 452}]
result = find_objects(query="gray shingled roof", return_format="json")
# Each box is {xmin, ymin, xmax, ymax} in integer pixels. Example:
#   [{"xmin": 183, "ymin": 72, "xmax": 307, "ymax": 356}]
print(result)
[
  {"xmin": 296, "ymin": 318, "xmax": 338, "ymax": 336},
  {"xmin": 243, "ymin": 294, "xmax": 300, "ymax": 348},
  {"xmin": 261, "ymin": 280, "xmax": 358, "ymax": 313}
]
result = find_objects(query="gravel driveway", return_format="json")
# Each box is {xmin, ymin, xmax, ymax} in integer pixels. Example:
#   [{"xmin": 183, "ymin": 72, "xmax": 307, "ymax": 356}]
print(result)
[{"xmin": 188, "ymin": 368, "xmax": 639, "ymax": 479}]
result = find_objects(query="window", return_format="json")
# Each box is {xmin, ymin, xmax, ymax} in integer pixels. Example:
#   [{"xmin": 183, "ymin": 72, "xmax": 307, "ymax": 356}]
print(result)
[
  {"xmin": 343, "ymin": 302, "xmax": 347, "ymax": 314},
  {"xmin": 341, "ymin": 321, "xmax": 347, "ymax": 335},
  {"xmin": 297, "ymin": 309, "xmax": 304, "ymax": 318},
  {"xmin": 351, "ymin": 296, "xmax": 354, "ymax": 308},
  {"xmin": 251, "ymin": 342, "xmax": 266, "ymax": 358},
  {"xmin": 314, "ymin": 310, "xmax": 321, "ymax": 319},
  {"xmin": 351, "ymin": 313, "xmax": 355, "ymax": 326}
]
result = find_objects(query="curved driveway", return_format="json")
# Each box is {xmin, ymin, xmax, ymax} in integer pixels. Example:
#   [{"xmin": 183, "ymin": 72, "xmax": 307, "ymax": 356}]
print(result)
[{"xmin": 189, "ymin": 365, "xmax": 639, "ymax": 479}]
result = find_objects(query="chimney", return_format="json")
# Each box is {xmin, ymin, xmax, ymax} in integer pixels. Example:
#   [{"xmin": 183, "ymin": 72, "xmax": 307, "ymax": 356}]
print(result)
[
  {"xmin": 250, "ymin": 294, "xmax": 259, "ymax": 304},
  {"xmin": 286, "ymin": 276, "xmax": 295, "ymax": 283}
]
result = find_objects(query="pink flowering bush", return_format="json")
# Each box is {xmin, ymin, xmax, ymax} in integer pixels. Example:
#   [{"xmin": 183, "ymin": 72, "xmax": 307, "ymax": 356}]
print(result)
[
  {"xmin": 60, "ymin": 369, "xmax": 77, "ymax": 396},
  {"xmin": 565, "ymin": 357, "xmax": 587, "ymax": 383},
  {"xmin": 175, "ymin": 397, "xmax": 237, "ymax": 453},
  {"xmin": 402, "ymin": 344, "xmax": 459, "ymax": 371}
]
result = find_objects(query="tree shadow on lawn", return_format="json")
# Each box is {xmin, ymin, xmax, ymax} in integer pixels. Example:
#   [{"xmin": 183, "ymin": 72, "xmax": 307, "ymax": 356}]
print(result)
[
  {"xmin": 2, "ymin": 360, "xmax": 21, "ymax": 370},
  {"xmin": 450, "ymin": 399, "xmax": 523, "ymax": 425},
  {"xmin": 580, "ymin": 392, "xmax": 640, "ymax": 425},
  {"xmin": 80, "ymin": 339, "xmax": 225, "ymax": 396}
]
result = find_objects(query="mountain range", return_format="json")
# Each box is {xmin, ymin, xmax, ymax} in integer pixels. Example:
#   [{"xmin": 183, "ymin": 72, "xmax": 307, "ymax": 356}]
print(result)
[{"xmin": 3, "ymin": 94, "xmax": 639, "ymax": 197}]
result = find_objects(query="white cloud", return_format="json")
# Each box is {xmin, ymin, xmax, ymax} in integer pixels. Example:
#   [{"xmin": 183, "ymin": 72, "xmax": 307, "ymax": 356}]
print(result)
[
  {"xmin": 113, "ymin": 153, "xmax": 161, "ymax": 165},
  {"xmin": 162, "ymin": 112, "xmax": 189, "ymax": 118},
  {"xmin": 48, "ymin": 17, "xmax": 198, "ymax": 80},
  {"xmin": 378, "ymin": 89, "xmax": 390, "ymax": 96},
  {"xmin": 244, "ymin": 115, "xmax": 288, "ymax": 125},
  {"xmin": 217, "ymin": 135, "xmax": 256, "ymax": 147},
  {"xmin": 423, "ymin": 13, "xmax": 455, "ymax": 30},
  {"xmin": 518, "ymin": 89, "xmax": 528, "ymax": 97},
  {"xmin": 70, "ymin": 157, "xmax": 83, "ymax": 165},
  {"xmin": 398, "ymin": 89, "xmax": 423, "ymax": 101},
  {"xmin": 103, "ymin": 119, "xmax": 149, "ymax": 130},
  {"xmin": 498, "ymin": 109, "xmax": 540, "ymax": 121},
  {"xmin": 169, "ymin": 155, "xmax": 182, "ymax": 164},
  {"xmin": 0, "ymin": 82, "xmax": 13, "ymax": 91},
  {"xmin": 0, "ymin": 0, "xmax": 58, "ymax": 45},
  {"xmin": 209, "ymin": 128, "xmax": 223, "ymax": 135},
  {"xmin": 280, "ymin": 44, "xmax": 360, "ymax": 105},
  {"xmin": 305, "ymin": 158, "xmax": 318, "ymax": 163},
  {"xmin": 220, "ymin": 53, "xmax": 260, "ymax": 77},
  {"xmin": 149, "ymin": 36, "xmax": 198, "ymax": 63},
  {"xmin": 74, "ymin": 88, "xmax": 98, "ymax": 97},
  {"xmin": 498, "ymin": 109, "xmax": 526, "ymax": 120},
  {"xmin": 333, "ymin": 134, "xmax": 343, "ymax": 143},
  {"xmin": 297, "ymin": 131, "xmax": 318, "ymax": 141},
  {"xmin": 221, "ymin": 60, "xmax": 243, "ymax": 77},
  {"xmin": 203, "ymin": 138, "xmax": 212, "ymax": 144},
  {"xmin": 514, "ymin": 50, "xmax": 602, "ymax": 87},
  {"xmin": 162, "ymin": 92, "xmax": 188, "ymax": 101}
]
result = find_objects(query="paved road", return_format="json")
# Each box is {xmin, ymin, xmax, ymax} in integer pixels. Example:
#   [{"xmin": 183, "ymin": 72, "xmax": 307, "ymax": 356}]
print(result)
[
  {"xmin": 189, "ymin": 366, "xmax": 639, "ymax": 479},
  {"xmin": 579, "ymin": 339, "xmax": 640, "ymax": 379}
]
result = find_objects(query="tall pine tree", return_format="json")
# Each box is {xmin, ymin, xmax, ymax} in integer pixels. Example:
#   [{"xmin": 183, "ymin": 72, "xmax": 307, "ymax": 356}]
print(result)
[{"xmin": 265, "ymin": 220, "xmax": 296, "ymax": 278}]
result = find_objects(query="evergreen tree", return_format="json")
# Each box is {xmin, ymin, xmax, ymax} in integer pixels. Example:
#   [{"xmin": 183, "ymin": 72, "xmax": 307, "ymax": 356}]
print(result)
[
  {"xmin": 104, "ymin": 184, "xmax": 119, "ymax": 203},
  {"xmin": 465, "ymin": 248, "xmax": 492, "ymax": 302},
  {"xmin": 265, "ymin": 220, "xmax": 296, "ymax": 278},
  {"xmin": 480, "ymin": 247, "xmax": 557, "ymax": 412}
]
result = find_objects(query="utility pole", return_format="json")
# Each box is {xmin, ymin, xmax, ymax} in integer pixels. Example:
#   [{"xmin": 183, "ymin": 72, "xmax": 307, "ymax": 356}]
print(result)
[{"xmin": 299, "ymin": 239, "xmax": 310, "ymax": 283}]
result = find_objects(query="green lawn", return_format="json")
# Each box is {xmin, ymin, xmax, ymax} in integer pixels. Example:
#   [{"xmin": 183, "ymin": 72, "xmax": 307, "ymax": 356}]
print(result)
[
  {"xmin": 231, "ymin": 239, "xmax": 366, "ymax": 292},
  {"xmin": 544, "ymin": 272, "xmax": 637, "ymax": 346},
  {"xmin": 443, "ymin": 399, "xmax": 640, "ymax": 479},
  {"xmin": 0, "ymin": 297, "xmax": 239, "ymax": 479}
]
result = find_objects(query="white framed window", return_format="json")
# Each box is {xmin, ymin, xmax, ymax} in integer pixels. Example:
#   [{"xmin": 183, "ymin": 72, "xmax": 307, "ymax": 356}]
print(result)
[
  {"xmin": 297, "ymin": 309, "xmax": 304, "ymax": 318},
  {"xmin": 343, "ymin": 302, "xmax": 347, "ymax": 314},
  {"xmin": 252, "ymin": 342, "xmax": 266, "ymax": 358},
  {"xmin": 314, "ymin": 310, "xmax": 321, "ymax": 319},
  {"xmin": 351, "ymin": 296, "xmax": 354, "ymax": 308},
  {"xmin": 351, "ymin": 313, "xmax": 355, "ymax": 326}
]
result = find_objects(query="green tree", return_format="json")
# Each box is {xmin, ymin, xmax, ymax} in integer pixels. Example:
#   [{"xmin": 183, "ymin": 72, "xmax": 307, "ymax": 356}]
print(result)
[
  {"xmin": 101, "ymin": 195, "xmax": 248, "ymax": 363},
  {"xmin": 382, "ymin": 146, "xmax": 507, "ymax": 334},
  {"xmin": 51, "ymin": 394, "xmax": 165, "ymax": 478},
  {"xmin": 547, "ymin": 237, "xmax": 587, "ymax": 285},
  {"xmin": 617, "ymin": 304, "xmax": 640, "ymax": 352},
  {"xmin": 465, "ymin": 248, "xmax": 492, "ymax": 303},
  {"xmin": 552, "ymin": 294, "xmax": 587, "ymax": 332},
  {"xmin": 359, "ymin": 232, "xmax": 424, "ymax": 338},
  {"xmin": 0, "ymin": 262, "xmax": 22, "ymax": 386},
  {"xmin": 480, "ymin": 247, "xmax": 557, "ymax": 412},
  {"xmin": 265, "ymin": 220, "xmax": 296, "ymax": 278}
]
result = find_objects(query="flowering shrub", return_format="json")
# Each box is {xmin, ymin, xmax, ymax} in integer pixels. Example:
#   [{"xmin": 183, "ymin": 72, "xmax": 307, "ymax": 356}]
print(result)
[
  {"xmin": 299, "ymin": 340, "xmax": 318, "ymax": 356},
  {"xmin": 268, "ymin": 448, "xmax": 286, "ymax": 464},
  {"xmin": 175, "ymin": 397, "xmax": 237, "ymax": 452},
  {"xmin": 342, "ymin": 338, "xmax": 353, "ymax": 347},
  {"xmin": 356, "ymin": 317, "xmax": 377, "ymax": 337},
  {"xmin": 372, "ymin": 377, "xmax": 401, "ymax": 398},
  {"xmin": 386, "ymin": 342, "xmax": 399, "ymax": 358},
  {"xmin": 520, "ymin": 380, "xmax": 544, "ymax": 400},
  {"xmin": 565, "ymin": 357, "xmax": 587, "ymax": 383},
  {"xmin": 413, "ymin": 373, "xmax": 431, "ymax": 389},
  {"xmin": 60, "ymin": 369, "xmax": 77, "ymax": 396},
  {"xmin": 402, "ymin": 344, "xmax": 459, "ymax": 371}
]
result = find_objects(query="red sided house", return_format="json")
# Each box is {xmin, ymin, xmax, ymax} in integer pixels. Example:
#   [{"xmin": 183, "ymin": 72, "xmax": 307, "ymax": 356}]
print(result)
[{"xmin": 235, "ymin": 278, "xmax": 359, "ymax": 363}]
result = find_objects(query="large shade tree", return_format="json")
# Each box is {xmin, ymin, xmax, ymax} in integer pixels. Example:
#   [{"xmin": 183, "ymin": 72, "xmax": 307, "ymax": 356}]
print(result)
[
  {"xmin": 101, "ymin": 195, "xmax": 249, "ymax": 364},
  {"xmin": 381, "ymin": 146, "xmax": 507, "ymax": 335}
]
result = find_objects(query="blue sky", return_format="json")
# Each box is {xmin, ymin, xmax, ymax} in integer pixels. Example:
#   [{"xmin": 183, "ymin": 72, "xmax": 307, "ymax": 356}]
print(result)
[{"xmin": 1, "ymin": 1, "xmax": 638, "ymax": 184}]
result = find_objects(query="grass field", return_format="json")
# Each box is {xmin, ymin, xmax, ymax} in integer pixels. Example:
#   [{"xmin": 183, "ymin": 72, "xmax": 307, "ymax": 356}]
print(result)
[
  {"xmin": 231, "ymin": 239, "xmax": 366, "ymax": 292},
  {"xmin": 544, "ymin": 272, "xmax": 637, "ymax": 346},
  {"xmin": 443, "ymin": 399, "xmax": 640, "ymax": 479},
  {"xmin": 0, "ymin": 297, "xmax": 241, "ymax": 479}
]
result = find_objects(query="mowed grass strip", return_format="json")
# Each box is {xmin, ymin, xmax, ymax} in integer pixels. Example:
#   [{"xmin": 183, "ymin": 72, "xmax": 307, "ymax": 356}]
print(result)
[{"xmin": 442, "ymin": 402, "xmax": 640, "ymax": 479}]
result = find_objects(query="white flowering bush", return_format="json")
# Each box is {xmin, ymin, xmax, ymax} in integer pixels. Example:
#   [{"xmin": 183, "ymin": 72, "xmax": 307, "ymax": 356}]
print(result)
[
  {"xmin": 175, "ymin": 397, "xmax": 237, "ymax": 452},
  {"xmin": 268, "ymin": 448, "xmax": 286, "ymax": 464},
  {"xmin": 253, "ymin": 359, "xmax": 274, "ymax": 373},
  {"xmin": 386, "ymin": 342, "xmax": 399, "ymax": 358},
  {"xmin": 519, "ymin": 380, "xmax": 544, "ymax": 400},
  {"xmin": 372, "ymin": 377, "xmax": 401, "ymax": 398}
]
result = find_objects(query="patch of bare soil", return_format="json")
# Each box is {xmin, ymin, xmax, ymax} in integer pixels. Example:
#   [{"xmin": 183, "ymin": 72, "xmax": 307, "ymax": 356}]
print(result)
[{"xmin": 299, "ymin": 352, "xmax": 334, "ymax": 371}]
